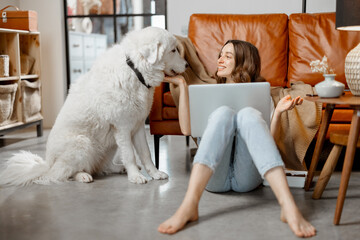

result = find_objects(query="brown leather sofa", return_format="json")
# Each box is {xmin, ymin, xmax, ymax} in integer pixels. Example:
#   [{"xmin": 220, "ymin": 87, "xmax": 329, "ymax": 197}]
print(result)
[{"xmin": 149, "ymin": 13, "xmax": 360, "ymax": 168}]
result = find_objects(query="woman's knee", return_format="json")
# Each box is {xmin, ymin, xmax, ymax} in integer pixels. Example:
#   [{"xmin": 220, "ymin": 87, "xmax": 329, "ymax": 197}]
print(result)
[
  {"xmin": 208, "ymin": 106, "xmax": 235, "ymax": 126},
  {"xmin": 236, "ymin": 107, "xmax": 264, "ymax": 127}
]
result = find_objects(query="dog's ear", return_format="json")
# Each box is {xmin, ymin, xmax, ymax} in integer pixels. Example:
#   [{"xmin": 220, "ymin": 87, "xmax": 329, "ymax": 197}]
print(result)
[{"xmin": 139, "ymin": 42, "xmax": 163, "ymax": 64}]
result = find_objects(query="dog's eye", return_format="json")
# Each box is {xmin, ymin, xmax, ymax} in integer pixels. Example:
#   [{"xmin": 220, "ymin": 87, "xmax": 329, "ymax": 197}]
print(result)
[{"xmin": 172, "ymin": 49, "xmax": 176, "ymax": 53}]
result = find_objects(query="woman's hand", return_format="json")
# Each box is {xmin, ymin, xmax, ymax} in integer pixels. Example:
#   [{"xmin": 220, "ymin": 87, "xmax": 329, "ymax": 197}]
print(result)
[
  {"xmin": 275, "ymin": 95, "xmax": 303, "ymax": 114},
  {"xmin": 271, "ymin": 95, "xmax": 303, "ymax": 141},
  {"xmin": 164, "ymin": 75, "xmax": 187, "ymax": 86}
]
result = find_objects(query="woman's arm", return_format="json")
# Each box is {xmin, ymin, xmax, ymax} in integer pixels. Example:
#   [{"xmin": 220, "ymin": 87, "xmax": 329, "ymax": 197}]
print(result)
[
  {"xmin": 270, "ymin": 95, "xmax": 303, "ymax": 141},
  {"xmin": 163, "ymin": 76, "xmax": 191, "ymax": 136}
]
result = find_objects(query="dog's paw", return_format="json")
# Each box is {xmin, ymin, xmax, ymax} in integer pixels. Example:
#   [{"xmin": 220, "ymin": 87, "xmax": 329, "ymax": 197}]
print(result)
[
  {"xmin": 74, "ymin": 172, "xmax": 93, "ymax": 183},
  {"xmin": 128, "ymin": 173, "xmax": 148, "ymax": 184},
  {"xmin": 149, "ymin": 170, "xmax": 169, "ymax": 180}
]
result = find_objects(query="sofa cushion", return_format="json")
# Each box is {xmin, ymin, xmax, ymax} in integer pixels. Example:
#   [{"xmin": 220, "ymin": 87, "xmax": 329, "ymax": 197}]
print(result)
[
  {"xmin": 162, "ymin": 107, "xmax": 178, "ymax": 120},
  {"xmin": 288, "ymin": 13, "xmax": 360, "ymax": 87},
  {"xmin": 188, "ymin": 14, "xmax": 289, "ymax": 87},
  {"xmin": 327, "ymin": 108, "xmax": 353, "ymax": 122},
  {"xmin": 163, "ymin": 91, "xmax": 176, "ymax": 107},
  {"xmin": 149, "ymin": 120, "xmax": 183, "ymax": 136}
]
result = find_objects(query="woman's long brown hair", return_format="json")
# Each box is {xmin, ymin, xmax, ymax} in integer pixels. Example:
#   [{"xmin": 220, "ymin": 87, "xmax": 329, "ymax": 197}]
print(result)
[{"xmin": 215, "ymin": 40, "xmax": 265, "ymax": 84}]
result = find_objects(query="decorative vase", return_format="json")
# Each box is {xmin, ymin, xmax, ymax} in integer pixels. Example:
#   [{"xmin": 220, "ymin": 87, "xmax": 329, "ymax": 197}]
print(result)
[
  {"xmin": 345, "ymin": 42, "xmax": 360, "ymax": 96},
  {"xmin": 315, "ymin": 74, "xmax": 345, "ymax": 98}
]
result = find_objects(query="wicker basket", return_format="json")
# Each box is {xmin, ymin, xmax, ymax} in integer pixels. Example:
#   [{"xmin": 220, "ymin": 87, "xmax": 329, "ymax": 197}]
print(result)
[
  {"xmin": 0, "ymin": 83, "xmax": 18, "ymax": 126},
  {"xmin": 21, "ymin": 80, "xmax": 42, "ymax": 122}
]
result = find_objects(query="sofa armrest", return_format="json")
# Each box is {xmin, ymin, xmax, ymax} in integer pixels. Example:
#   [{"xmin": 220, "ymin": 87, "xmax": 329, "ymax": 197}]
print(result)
[{"xmin": 149, "ymin": 82, "xmax": 165, "ymax": 121}]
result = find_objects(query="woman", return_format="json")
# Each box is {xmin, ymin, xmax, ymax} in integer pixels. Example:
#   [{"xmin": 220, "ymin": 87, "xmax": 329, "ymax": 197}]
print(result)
[{"xmin": 157, "ymin": 40, "xmax": 316, "ymax": 238}]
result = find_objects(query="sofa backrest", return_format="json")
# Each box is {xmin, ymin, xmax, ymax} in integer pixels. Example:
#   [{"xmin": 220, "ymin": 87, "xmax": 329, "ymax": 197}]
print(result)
[
  {"xmin": 188, "ymin": 13, "xmax": 360, "ymax": 88},
  {"xmin": 288, "ymin": 13, "xmax": 360, "ymax": 87},
  {"xmin": 188, "ymin": 14, "xmax": 289, "ymax": 87}
]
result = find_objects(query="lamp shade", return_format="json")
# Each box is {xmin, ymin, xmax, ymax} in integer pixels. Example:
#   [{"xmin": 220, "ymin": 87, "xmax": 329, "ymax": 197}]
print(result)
[{"xmin": 336, "ymin": 0, "xmax": 360, "ymax": 31}]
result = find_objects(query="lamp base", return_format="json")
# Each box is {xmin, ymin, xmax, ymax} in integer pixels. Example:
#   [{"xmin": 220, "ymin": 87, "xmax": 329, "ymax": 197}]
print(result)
[{"xmin": 345, "ymin": 42, "xmax": 360, "ymax": 96}]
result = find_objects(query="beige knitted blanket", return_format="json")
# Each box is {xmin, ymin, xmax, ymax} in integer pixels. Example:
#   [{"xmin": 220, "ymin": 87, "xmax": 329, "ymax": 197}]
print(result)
[
  {"xmin": 171, "ymin": 36, "xmax": 322, "ymax": 170},
  {"xmin": 271, "ymin": 84, "xmax": 322, "ymax": 170},
  {"xmin": 170, "ymin": 35, "xmax": 216, "ymax": 107}
]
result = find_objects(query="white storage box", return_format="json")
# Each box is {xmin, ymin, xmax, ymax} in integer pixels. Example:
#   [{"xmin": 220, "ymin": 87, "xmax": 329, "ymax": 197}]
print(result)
[{"xmin": 263, "ymin": 169, "xmax": 308, "ymax": 188}]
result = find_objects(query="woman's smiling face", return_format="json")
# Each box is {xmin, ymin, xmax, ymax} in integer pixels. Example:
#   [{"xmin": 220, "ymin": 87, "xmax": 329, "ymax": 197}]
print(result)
[{"xmin": 216, "ymin": 43, "xmax": 236, "ymax": 81}]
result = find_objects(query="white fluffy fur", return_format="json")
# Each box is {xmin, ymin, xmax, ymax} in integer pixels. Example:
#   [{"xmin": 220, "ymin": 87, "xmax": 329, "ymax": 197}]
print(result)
[{"xmin": 0, "ymin": 27, "xmax": 187, "ymax": 186}]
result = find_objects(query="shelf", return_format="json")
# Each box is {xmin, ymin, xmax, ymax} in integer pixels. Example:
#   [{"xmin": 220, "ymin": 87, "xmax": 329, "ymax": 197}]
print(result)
[
  {"xmin": 0, "ymin": 119, "xmax": 42, "ymax": 136},
  {"xmin": 0, "ymin": 28, "xmax": 28, "ymax": 34},
  {"xmin": 21, "ymin": 74, "xmax": 39, "ymax": 80},
  {"xmin": 26, "ymin": 31, "xmax": 40, "ymax": 35},
  {"xmin": 0, "ymin": 121, "xmax": 23, "ymax": 131},
  {"xmin": 0, "ymin": 28, "xmax": 39, "ymax": 35},
  {"xmin": 0, "ymin": 76, "xmax": 19, "ymax": 82}
]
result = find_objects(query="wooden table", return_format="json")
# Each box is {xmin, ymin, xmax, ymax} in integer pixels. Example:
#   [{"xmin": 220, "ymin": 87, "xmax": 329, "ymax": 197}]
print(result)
[{"xmin": 304, "ymin": 94, "xmax": 360, "ymax": 224}]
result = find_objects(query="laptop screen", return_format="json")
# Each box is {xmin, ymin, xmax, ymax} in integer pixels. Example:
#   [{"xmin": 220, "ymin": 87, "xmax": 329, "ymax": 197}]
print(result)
[{"xmin": 189, "ymin": 82, "xmax": 271, "ymax": 137}]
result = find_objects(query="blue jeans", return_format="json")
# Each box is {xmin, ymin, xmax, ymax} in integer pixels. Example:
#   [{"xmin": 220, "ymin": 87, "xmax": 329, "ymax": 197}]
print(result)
[{"xmin": 193, "ymin": 106, "xmax": 284, "ymax": 193}]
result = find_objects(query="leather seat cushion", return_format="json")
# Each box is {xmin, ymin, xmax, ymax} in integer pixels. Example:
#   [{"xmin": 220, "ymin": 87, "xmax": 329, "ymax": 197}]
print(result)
[
  {"xmin": 162, "ymin": 107, "xmax": 178, "ymax": 120},
  {"xmin": 163, "ymin": 91, "xmax": 176, "ymax": 106}
]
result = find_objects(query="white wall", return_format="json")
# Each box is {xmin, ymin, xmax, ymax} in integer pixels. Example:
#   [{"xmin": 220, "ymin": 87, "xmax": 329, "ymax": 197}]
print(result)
[
  {"xmin": 167, "ymin": 0, "xmax": 336, "ymax": 36},
  {"xmin": 307, "ymin": 0, "xmax": 336, "ymax": 13},
  {"xmin": 19, "ymin": 0, "xmax": 67, "ymax": 128},
  {"xmin": 0, "ymin": 0, "xmax": 19, "ymax": 7}
]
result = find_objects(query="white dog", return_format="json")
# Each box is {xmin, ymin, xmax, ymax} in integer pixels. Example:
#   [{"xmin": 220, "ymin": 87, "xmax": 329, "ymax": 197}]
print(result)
[{"xmin": 0, "ymin": 27, "xmax": 187, "ymax": 186}]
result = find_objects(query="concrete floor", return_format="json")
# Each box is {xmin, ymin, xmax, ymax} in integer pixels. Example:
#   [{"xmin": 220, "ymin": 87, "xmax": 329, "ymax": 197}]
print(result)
[{"xmin": 0, "ymin": 126, "xmax": 359, "ymax": 240}]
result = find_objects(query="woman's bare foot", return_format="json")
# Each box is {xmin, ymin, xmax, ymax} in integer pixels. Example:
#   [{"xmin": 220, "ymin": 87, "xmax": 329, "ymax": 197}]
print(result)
[
  {"xmin": 280, "ymin": 201, "xmax": 316, "ymax": 238},
  {"xmin": 158, "ymin": 199, "xmax": 199, "ymax": 234}
]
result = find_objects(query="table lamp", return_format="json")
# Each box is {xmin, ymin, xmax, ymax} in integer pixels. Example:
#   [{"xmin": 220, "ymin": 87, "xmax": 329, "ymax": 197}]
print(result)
[{"xmin": 336, "ymin": 0, "xmax": 360, "ymax": 95}]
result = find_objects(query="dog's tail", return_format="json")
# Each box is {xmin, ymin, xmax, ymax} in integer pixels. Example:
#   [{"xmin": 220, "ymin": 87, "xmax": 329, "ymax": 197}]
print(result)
[{"xmin": 0, "ymin": 151, "xmax": 51, "ymax": 186}]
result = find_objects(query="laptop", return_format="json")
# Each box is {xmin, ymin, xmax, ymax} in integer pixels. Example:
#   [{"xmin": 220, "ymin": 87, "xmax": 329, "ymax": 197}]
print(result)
[{"xmin": 189, "ymin": 82, "xmax": 271, "ymax": 137}]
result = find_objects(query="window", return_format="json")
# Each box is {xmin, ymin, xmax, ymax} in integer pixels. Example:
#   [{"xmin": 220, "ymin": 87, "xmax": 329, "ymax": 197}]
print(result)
[{"xmin": 63, "ymin": 0, "xmax": 167, "ymax": 88}]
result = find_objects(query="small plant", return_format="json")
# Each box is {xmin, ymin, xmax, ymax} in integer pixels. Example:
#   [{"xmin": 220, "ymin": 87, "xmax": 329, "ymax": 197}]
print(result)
[{"xmin": 310, "ymin": 56, "xmax": 334, "ymax": 74}]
